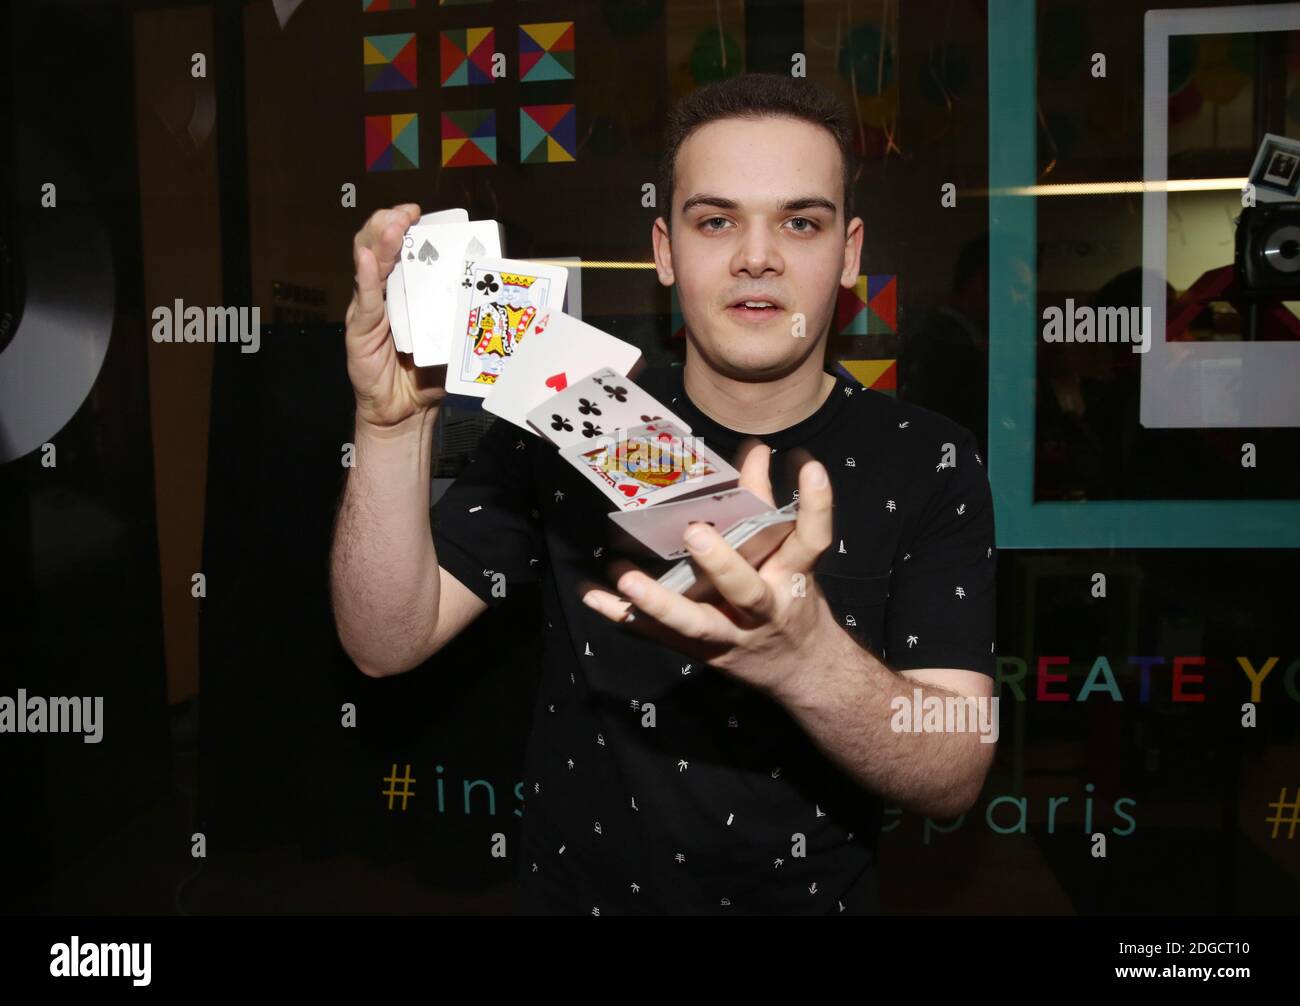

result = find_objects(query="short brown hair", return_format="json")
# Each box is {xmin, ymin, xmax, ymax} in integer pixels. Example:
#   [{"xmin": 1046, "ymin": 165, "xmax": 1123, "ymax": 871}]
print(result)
[{"xmin": 658, "ymin": 73, "xmax": 859, "ymax": 232}]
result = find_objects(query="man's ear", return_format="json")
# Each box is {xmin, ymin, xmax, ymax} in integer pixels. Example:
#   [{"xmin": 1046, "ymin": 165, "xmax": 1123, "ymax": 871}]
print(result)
[
  {"xmin": 652, "ymin": 216, "xmax": 675, "ymax": 286},
  {"xmin": 841, "ymin": 215, "xmax": 865, "ymax": 288}
]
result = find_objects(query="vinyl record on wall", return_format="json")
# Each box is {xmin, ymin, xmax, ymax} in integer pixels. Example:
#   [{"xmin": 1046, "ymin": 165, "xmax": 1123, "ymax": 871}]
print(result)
[{"xmin": 0, "ymin": 127, "xmax": 115, "ymax": 465}]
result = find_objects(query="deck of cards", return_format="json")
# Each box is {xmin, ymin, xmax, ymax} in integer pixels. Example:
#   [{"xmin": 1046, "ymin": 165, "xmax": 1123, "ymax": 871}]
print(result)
[{"xmin": 654, "ymin": 499, "xmax": 800, "ymax": 603}]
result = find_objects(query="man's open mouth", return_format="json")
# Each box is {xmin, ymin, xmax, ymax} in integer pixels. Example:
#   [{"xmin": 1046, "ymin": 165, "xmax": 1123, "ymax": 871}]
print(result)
[{"xmin": 727, "ymin": 298, "xmax": 784, "ymax": 319}]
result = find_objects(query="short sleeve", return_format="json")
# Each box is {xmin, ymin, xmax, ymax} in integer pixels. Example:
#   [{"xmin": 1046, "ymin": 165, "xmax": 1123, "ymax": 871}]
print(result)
[
  {"xmin": 430, "ymin": 415, "xmax": 546, "ymax": 609},
  {"xmin": 885, "ymin": 431, "xmax": 997, "ymax": 676}
]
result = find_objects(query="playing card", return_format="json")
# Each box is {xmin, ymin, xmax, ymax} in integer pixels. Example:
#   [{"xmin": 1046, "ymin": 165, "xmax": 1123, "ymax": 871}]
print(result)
[
  {"xmin": 525, "ymin": 366, "xmax": 692, "ymax": 450},
  {"xmin": 558, "ymin": 419, "xmax": 738, "ymax": 512},
  {"xmin": 608, "ymin": 487, "xmax": 772, "ymax": 560},
  {"xmin": 656, "ymin": 502, "xmax": 800, "ymax": 600},
  {"xmin": 386, "ymin": 208, "xmax": 468, "ymax": 355},
  {"xmin": 725, "ymin": 498, "xmax": 801, "ymax": 538},
  {"xmin": 656, "ymin": 499, "xmax": 799, "ymax": 586},
  {"xmin": 420, "ymin": 209, "xmax": 470, "ymax": 226},
  {"xmin": 443, "ymin": 257, "xmax": 570, "ymax": 398},
  {"xmin": 403, "ymin": 219, "xmax": 504, "ymax": 367},
  {"xmin": 481, "ymin": 310, "xmax": 642, "ymax": 432}
]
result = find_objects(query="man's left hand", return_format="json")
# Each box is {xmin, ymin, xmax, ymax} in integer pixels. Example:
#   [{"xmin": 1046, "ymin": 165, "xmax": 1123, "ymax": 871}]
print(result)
[{"xmin": 581, "ymin": 440, "xmax": 838, "ymax": 697}]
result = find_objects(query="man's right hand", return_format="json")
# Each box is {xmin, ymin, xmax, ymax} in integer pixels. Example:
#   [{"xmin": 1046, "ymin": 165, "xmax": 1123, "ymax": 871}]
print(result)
[{"xmin": 345, "ymin": 203, "xmax": 449, "ymax": 431}]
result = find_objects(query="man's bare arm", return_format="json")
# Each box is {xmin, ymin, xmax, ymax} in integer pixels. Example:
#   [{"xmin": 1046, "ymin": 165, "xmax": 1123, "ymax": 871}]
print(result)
[
  {"xmin": 329, "ymin": 202, "xmax": 476, "ymax": 677},
  {"xmin": 769, "ymin": 625, "xmax": 997, "ymax": 819},
  {"xmin": 330, "ymin": 409, "xmax": 444, "ymax": 677}
]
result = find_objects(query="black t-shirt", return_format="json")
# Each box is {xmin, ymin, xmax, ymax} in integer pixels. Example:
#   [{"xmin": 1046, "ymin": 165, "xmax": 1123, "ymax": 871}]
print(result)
[{"xmin": 430, "ymin": 364, "xmax": 997, "ymax": 915}]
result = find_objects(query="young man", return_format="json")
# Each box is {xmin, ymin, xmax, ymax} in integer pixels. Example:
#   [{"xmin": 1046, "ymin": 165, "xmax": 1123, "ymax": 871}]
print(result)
[{"xmin": 331, "ymin": 73, "xmax": 997, "ymax": 915}]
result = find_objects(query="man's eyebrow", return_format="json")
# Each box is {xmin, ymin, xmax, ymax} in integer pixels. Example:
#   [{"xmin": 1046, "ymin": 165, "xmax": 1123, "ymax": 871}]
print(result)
[
  {"xmin": 777, "ymin": 196, "xmax": 838, "ymax": 215},
  {"xmin": 679, "ymin": 193, "xmax": 838, "ymax": 216},
  {"xmin": 680, "ymin": 194, "xmax": 739, "ymax": 214}
]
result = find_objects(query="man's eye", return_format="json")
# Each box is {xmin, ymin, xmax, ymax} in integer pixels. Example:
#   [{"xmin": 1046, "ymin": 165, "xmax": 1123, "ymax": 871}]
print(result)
[
  {"xmin": 788, "ymin": 217, "xmax": 819, "ymax": 233},
  {"xmin": 702, "ymin": 217, "xmax": 729, "ymax": 232}
]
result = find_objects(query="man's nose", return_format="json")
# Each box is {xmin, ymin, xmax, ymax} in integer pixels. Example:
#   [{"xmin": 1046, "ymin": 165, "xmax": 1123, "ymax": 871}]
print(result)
[{"xmin": 733, "ymin": 226, "xmax": 782, "ymax": 274}]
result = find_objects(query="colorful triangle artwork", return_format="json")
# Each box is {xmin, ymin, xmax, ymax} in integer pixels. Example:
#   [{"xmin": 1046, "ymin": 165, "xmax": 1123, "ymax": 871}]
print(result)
[
  {"xmin": 441, "ymin": 109, "xmax": 497, "ymax": 167},
  {"xmin": 835, "ymin": 359, "xmax": 897, "ymax": 395},
  {"xmin": 363, "ymin": 33, "xmax": 417, "ymax": 93},
  {"xmin": 363, "ymin": 0, "xmax": 415, "ymax": 12},
  {"xmin": 835, "ymin": 274, "xmax": 896, "ymax": 335},
  {"xmin": 867, "ymin": 273, "xmax": 897, "ymax": 332},
  {"xmin": 365, "ymin": 113, "xmax": 418, "ymax": 172},
  {"xmin": 519, "ymin": 21, "xmax": 575, "ymax": 82},
  {"xmin": 520, "ymin": 104, "xmax": 575, "ymax": 163},
  {"xmin": 440, "ymin": 28, "xmax": 495, "ymax": 87}
]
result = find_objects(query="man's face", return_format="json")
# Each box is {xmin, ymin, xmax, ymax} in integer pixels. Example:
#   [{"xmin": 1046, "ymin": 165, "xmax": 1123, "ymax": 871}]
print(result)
[{"xmin": 652, "ymin": 115, "xmax": 863, "ymax": 380}]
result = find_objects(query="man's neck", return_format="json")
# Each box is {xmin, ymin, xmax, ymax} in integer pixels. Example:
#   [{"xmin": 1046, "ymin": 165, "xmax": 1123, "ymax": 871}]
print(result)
[{"xmin": 682, "ymin": 347, "xmax": 837, "ymax": 435}]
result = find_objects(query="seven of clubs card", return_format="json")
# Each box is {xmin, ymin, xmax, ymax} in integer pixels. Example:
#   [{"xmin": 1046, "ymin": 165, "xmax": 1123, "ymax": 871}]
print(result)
[
  {"xmin": 525, "ymin": 367, "xmax": 691, "ymax": 449},
  {"xmin": 481, "ymin": 312, "xmax": 643, "ymax": 433}
]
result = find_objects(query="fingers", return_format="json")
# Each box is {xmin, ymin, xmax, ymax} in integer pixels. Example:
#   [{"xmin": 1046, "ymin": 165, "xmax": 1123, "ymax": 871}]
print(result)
[
  {"xmin": 674, "ymin": 522, "xmax": 774, "ymax": 627},
  {"xmin": 736, "ymin": 437, "xmax": 776, "ymax": 508},
  {"xmin": 352, "ymin": 204, "xmax": 422, "ymax": 288},
  {"xmin": 611, "ymin": 568, "xmax": 744, "ymax": 647},
  {"xmin": 580, "ymin": 586, "xmax": 634, "ymax": 622},
  {"xmin": 370, "ymin": 214, "xmax": 407, "ymax": 282},
  {"xmin": 348, "ymin": 204, "xmax": 423, "ymax": 335},
  {"xmin": 581, "ymin": 585, "xmax": 734, "ymax": 662},
  {"xmin": 366, "ymin": 203, "xmax": 422, "ymax": 246},
  {"xmin": 349, "ymin": 244, "xmax": 386, "ymax": 335},
  {"xmin": 767, "ymin": 459, "xmax": 834, "ymax": 576}
]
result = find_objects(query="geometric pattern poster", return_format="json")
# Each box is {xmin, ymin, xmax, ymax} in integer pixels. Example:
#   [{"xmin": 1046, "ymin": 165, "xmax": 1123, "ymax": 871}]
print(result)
[
  {"xmin": 442, "ymin": 108, "xmax": 497, "ymax": 166},
  {"xmin": 365, "ymin": 112, "xmax": 419, "ymax": 171},
  {"xmin": 363, "ymin": 33, "xmax": 417, "ymax": 92},
  {"xmin": 519, "ymin": 21, "xmax": 575, "ymax": 82},
  {"xmin": 440, "ymin": 28, "xmax": 495, "ymax": 87},
  {"xmin": 520, "ymin": 104, "xmax": 576, "ymax": 163}
]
